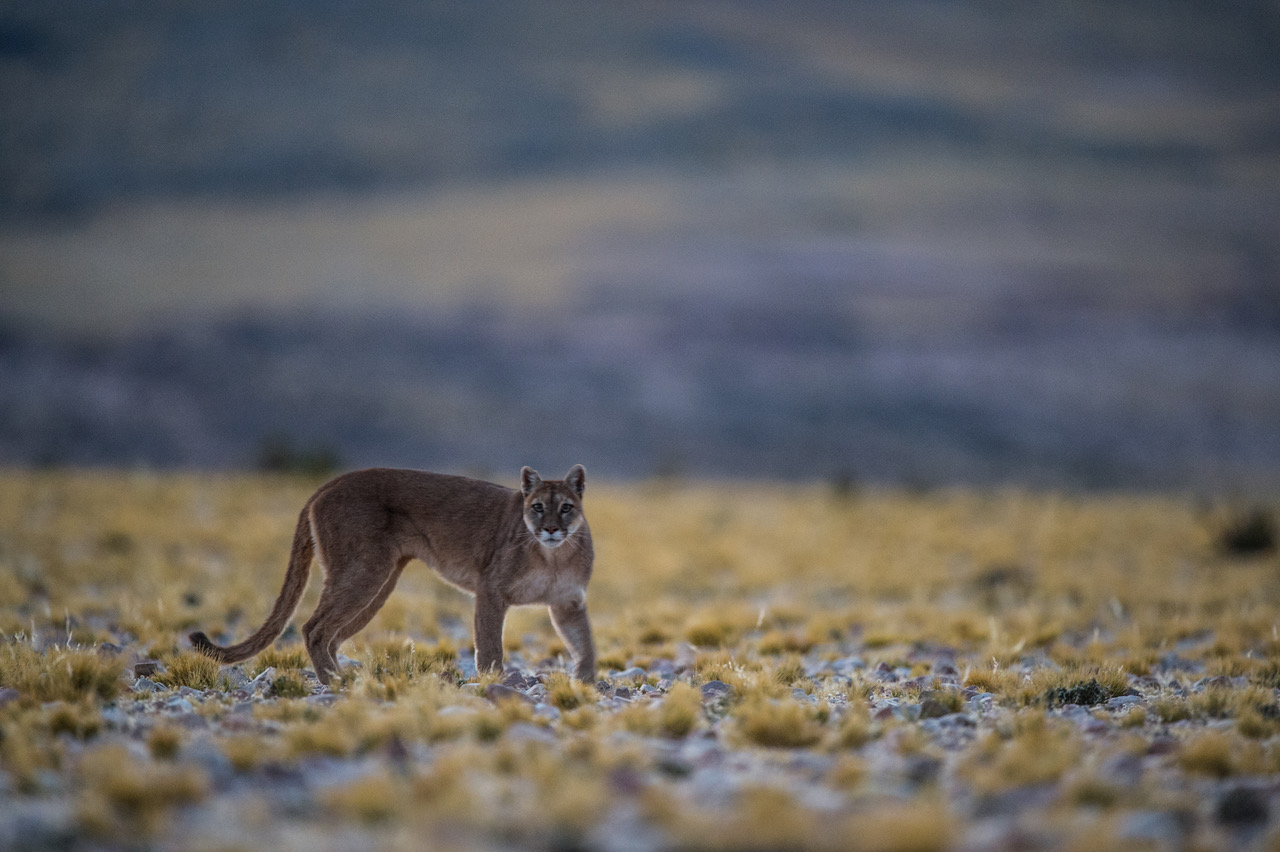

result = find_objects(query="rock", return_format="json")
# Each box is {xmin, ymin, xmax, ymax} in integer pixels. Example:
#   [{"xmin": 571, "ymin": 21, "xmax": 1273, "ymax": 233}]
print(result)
[
  {"xmin": 871, "ymin": 661, "xmax": 898, "ymax": 683},
  {"xmin": 1216, "ymin": 786, "xmax": 1269, "ymax": 826},
  {"xmin": 966, "ymin": 692, "xmax": 996, "ymax": 713},
  {"xmin": 1118, "ymin": 811, "xmax": 1190, "ymax": 845},
  {"xmin": 904, "ymin": 754, "xmax": 942, "ymax": 785},
  {"xmin": 486, "ymin": 683, "xmax": 534, "ymax": 705},
  {"xmin": 502, "ymin": 671, "xmax": 537, "ymax": 690},
  {"xmin": 132, "ymin": 678, "xmax": 161, "ymax": 693},
  {"xmin": 99, "ymin": 707, "xmax": 129, "ymax": 729},
  {"xmin": 182, "ymin": 738, "xmax": 234, "ymax": 789},
  {"xmin": 917, "ymin": 692, "xmax": 953, "ymax": 719},
  {"xmin": 178, "ymin": 686, "xmax": 203, "ymax": 697},
  {"xmin": 248, "ymin": 667, "xmax": 276, "ymax": 692},
  {"xmin": 639, "ymin": 683, "xmax": 662, "ymax": 696},
  {"xmin": 0, "ymin": 687, "xmax": 20, "ymax": 706},
  {"xmin": 305, "ymin": 693, "xmax": 339, "ymax": 707},
  {"xmin": 221, "ymin": 668, "xmax": 251, "ymax": 690},
  {"xmin": 96, "ymin": 642, "xmax": 126, "ymax": 656},
  {"xmin": 1193, "ymin": 675, "xmax": 1236, "ymax": 692},
  {"xmin": 0, "ymin": 802, "xmax": 77, "ymax": 851},
  {"xmin": 163, "ymin": 697, "xmax": 195, "ymax": 714},
  {"xmin": 507, "ymin": 722, "xmax": 557, "ymax": 744},
  {"xmin": 1101, "ymin": 752, "xmax": 1144, "ymax": 787},
  {"xmin": 1105, "ymin": 695, "xmax": 1143, "ymax": 709},
  {"xmin": 931, "ymin": 660, "xmax": 960, "ymax": 678},
  {"xmin": 614, "ymin": 686, "xmax": 632, "ymax": 700},
  {"xmin": 831, "ymin": 656, "xmax": 865, "ymax": 675},
  {"xmin": 674, "ymin": 644, "xmax": 698, "ymax": 671},
  {"xmin": 533, "ymin": 703, "xmax": 561, "ymax": 722},
  {"xmin": 133, "ymin": 660, "xmax": 165, "ymax": 678},
  {"xmin": 649, "ymin": 658, "xmax": 677, "ymax": 679},
  {"xmin": 656, "ymin": 753, "xmax": 693, "ymax": 778},
  {"xmin": 613, "ymin": 666, "xmax": 648, "ymax": 682},
  {"xmin": 791, "ymin": 688, "xmax": 818, "ymax": 705},
  {"xmin": 700, "ymin": 680, "xmax": 733, "ymax": 701},
  {"xmin": 607, "ymin": 765, "xmax": 645, "ymax": 795}
]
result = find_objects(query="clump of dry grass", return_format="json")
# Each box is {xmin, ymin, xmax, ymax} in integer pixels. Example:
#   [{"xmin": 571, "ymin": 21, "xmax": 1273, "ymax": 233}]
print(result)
[
  {"xmin": 0, "ymin": 642, "xmax": 125, "ymax": 704},
  {"xmin": 153, "ymin": 652, "xmax": 220, "ymax": 690},
  {"xmin": 75, "ymin": 744, "xmax": 210, "ymax": 837},
  {"xmin": 251, "ymin": 644, "xmax": 310, "ymax": 675},
  {"xmin": 146, "ymin": 725, "xmax": 183, "ymax": 759},
  {"xmin": 270, "ymin": 670, "xmax": 311, "ymax": 698},
  {"xmin": 545, "ymin": 671, "xmax": 596, "ymax": 711},
  {"xmin": 733, "ymin": 697, "xmax": 825, "ymax": 748},
  {"xmin": 656, "ymin": 682, "xmax": 703, "ymax": 738},
  {"xmin": 961, "ymin": 713, "xmax": 1082, "ymax": 793},
  {"xmin": 1176, "ymin": 731, "xmax": 1238, "ymax": 778},
  {"xmin": 45, "ymin": 700, "xmax": 103, "ymax": 740},
  {"xmin": 322, "ymin": 772, "xmax": 405, "ymax": 823}
]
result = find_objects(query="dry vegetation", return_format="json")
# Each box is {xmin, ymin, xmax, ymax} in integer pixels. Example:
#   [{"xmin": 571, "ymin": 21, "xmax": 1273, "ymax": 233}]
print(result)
[{"xmin": 1, "ymin": 470, "xmax": 1278, "ymax": 850}]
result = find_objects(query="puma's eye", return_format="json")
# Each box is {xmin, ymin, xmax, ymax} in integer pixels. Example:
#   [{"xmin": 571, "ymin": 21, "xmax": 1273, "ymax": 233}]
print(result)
[
  {"xmin": 531, "ymin": 503, "xmax": 544, "ymax": 514},
  {"xmin": 560, "ymin": 504, "xmax": 573, "ymax": 515}
]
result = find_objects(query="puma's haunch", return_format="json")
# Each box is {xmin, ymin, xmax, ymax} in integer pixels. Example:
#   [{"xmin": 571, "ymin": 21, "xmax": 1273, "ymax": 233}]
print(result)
[{"xmin": 189, "ymin": 465, "xmax": 595, "ymax": 685}]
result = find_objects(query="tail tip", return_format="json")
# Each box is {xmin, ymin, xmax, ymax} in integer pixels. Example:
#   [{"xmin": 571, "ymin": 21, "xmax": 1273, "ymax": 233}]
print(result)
[{"xmin": 189, "ymin": 631, "xmax": 215, "ymax": 654}]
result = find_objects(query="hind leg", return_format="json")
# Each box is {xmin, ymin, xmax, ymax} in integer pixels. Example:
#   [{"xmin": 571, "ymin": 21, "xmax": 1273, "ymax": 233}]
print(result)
[
  {"xmin": 302, "ymin": 545, "xmax": 399, "ymax": 685},
  {"xmin": 326, "ymin": 557, "xmax": 410, "ymax": 666}
]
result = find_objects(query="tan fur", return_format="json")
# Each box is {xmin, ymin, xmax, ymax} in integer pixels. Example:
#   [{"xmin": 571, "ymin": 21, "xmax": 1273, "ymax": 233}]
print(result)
[{"xmin": 189, "ymin": 465, "xmax": 595, "ymax": 685}]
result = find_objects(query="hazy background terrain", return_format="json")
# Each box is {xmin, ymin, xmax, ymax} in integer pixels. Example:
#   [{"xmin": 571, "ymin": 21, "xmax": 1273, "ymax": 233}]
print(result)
[{"xmin": 1, "ymin": 0, "xmax": 1278, "ymax": 491}]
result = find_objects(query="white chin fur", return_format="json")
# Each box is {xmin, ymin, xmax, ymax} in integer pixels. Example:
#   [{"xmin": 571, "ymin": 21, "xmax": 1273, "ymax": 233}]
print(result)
[{"xmin": 539, "ymin": 534, "xmax": 565, "ymax": 548}]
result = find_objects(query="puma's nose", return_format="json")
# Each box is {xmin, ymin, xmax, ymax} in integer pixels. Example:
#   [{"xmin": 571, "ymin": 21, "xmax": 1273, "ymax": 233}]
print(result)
[{"xmin": 544, "ymin": 526, "xmax": 560, "ymax": 534}]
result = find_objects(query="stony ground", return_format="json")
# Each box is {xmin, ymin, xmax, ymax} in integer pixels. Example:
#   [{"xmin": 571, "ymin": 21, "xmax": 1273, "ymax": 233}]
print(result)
[{"xmin": 1, "ymin": 473, "xmax": 1278, "ymax": 850}]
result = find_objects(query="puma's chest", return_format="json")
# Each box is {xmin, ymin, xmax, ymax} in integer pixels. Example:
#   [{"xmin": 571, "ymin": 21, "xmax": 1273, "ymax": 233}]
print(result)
[{"xmin": 503, "ymin": 562, "xmax": 588, "ymax": 607}]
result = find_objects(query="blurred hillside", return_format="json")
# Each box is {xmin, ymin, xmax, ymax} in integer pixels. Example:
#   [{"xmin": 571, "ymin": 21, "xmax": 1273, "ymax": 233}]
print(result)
[{"xmin": 1, "ymin": 0, "xmax": 1278, "ymax": 490}]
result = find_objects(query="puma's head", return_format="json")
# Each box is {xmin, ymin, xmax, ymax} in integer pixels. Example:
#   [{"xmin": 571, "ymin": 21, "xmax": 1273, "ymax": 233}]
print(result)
[{"xmin": 521, "ymin": 464, "xmax": 586, "ymax": 549}]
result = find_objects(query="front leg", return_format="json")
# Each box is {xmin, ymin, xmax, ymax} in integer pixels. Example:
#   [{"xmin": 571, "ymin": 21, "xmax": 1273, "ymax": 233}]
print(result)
[
  {"xmin": 549, "ymin": 595, "xmax": 596, "ymax": 682},
  {"xmin": 473, "ymin": 591, "xmax": 509, "ymax": 676}
]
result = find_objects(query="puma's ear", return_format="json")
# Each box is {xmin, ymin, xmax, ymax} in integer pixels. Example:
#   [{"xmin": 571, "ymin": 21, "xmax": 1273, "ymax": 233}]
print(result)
[
  {"xmin": 521, "ymin": 466, "xmax": 542, "ymax": 496},
  {"xmin": 565, "ymin": 464, "xmax": 586, "ymax": 497}
]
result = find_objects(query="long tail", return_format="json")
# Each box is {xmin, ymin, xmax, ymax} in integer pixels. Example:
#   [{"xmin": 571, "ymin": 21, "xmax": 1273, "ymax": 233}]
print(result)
[{"xmin": 189, "ymin": 504, "xmax": 315, "ymax": 664}]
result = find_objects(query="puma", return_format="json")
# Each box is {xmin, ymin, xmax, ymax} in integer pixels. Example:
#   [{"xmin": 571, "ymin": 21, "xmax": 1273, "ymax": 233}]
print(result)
[{"xmin": 189, "ymin": 465, "xmax": 595, "ymax": 685}]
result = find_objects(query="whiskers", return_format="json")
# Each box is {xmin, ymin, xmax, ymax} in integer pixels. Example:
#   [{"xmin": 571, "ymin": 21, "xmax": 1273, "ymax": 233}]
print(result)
[{"xmin": 521, "ymin": 523, "xmax": 589, "ymax": 556}]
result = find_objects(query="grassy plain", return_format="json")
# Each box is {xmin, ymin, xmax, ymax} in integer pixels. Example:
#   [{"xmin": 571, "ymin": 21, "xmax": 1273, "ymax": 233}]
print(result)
[{"xmin": 1, "ymin": 470, "xmax": 1278, "ymax": 850}]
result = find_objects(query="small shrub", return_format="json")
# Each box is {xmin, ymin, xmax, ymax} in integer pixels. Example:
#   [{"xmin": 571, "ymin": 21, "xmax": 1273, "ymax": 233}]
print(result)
[
  {"xmin": 46, "ymin": 701, "xmax": 102, "ymax": 740},
  {"xmin": 1177, "ymin": 732, "xmax": 1237, "ymax": 778},
  {"xmin": 1237, "ymin": 706, "xmax": 1280, "ymax": 740},
  {"xmin": 322, "ymin": 773, "xmax": 403, "ymax": 823},
  {"xmin": 154, "ymin": 653, "xmax": 220, "ymax": 691},
  {"xmin": 658, "ymin": 683, "xmax": 703, "ymax": 738},
  {"xmin": 77, "ymin": 745, "xmax": 210, "ymax": 835},
  {"xmin": 221, "ymin": 736, "xmax": 269, "ymax": 773},
  {"xmin": 1151, "ymin": 696, "xmax": 1193, "ymax": 723},
  {"xmin": 286, "ymin": 718, "xmax": 358, "ymax": 758},
  {"xmin": 757, "ymin": 630, "xmax": 814, "ymax": 656},
  {"xmin": 0, "ymin": 643, "xmax": 125, "ymax": 703},
  {"xmin": 772, "ymin": 655, "xmax": 807, "ymax": 686},
  {"xmin": 546, "ymin": 672, "xmax": 594, "ymax": 711},
  {"xmin": 734, "ymin": 698, "xmax": 824, "ymax": 748},
  {"xmin": 831, "ymin": 706, "xmax": 874, "ymax": 749},
  {"xmin": 146, "ymin": 725, "xmax": 182, "ymax": 760},
  {"xmin": 1042, "ymin": 678, "xmax": 1116, "ymax": 708},
  {"xmin": 270, "ymin": 671, "xmax": 311, "ymax": 699},
  {"xmin": 1217, "ymin": 509, "xmax": 1276, "ymax": 556},
  {"xmin": 962, "ymin": 714, "xmax": 1080, "ymax": 793},
  {"xmin": 252, "ymin": 645, "xmax": 309, "ymax": 675}
]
